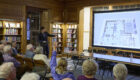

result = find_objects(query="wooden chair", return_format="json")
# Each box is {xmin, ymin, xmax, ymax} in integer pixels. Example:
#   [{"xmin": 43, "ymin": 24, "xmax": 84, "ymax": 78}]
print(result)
[
  {"xmin": 14, "ymin": 55, "xmax": 24, "ymax": 64},
  {"xmin": 33, "ymin": 60, "xmax": 48, "ymax": 77},
  {"xmin": 24, "ymin": 58, "xmax": 34, "ymax": 71}
]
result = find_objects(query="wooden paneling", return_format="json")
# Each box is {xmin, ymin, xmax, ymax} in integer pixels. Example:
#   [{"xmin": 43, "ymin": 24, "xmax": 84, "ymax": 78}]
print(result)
[
  {"xmin": 0, "ymin": 3, "xmax": 24, "ymax": 20},
  {"xmin": 64, "ymin": 7, "xmax": 78, "ymax": 22},
  {"xmin": 78, "ymin": 9, "xmax": 84, "ymax": 53}
]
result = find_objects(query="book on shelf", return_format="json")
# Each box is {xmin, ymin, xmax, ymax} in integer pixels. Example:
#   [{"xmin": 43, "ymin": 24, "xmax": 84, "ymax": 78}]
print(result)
[
  {"xmin": 5, "ymin": 22, "xmax": 9, "ymax": 28},
  {"xmin": 10, "ymin": 23, "xmax": 16, "ymax": 28},
  {"xmin": 52, "ymin": 38, "xmax": 57, "ymax": 42},
  {"xmin": 58, "ymin": 39, "xmax": 61, "ymax": 42},
  {"xmin": 58, "ymin": 29, "xmax": 61, "ymax": 33},
  {"xmin": 5, "ymin": 29, "xmax": 18, "ymax": 35},
  {"xmin": 53, "ymin": 29, "xmax": 57, "ymax": 33},
  {"xmin": 73, "ymin": 30, "xmax": 76, "ymax": 33},
  {"xmin": 58, "ymin": 34, "xmax": 61, "ymax": 38},
  {"xmin": 73, "ymin": 34, "xmax": 76, "ymax": 38},
  {"xmin": 5, "ymin": 37, "xmax": 21, "ymax": 42},
  {"xmin": 16, "ymin": 23, "xmax": 21, "ymax": 28},
  {"xmin": 67, "ymin": 39, "xmax": 71, "ymax": 42}
]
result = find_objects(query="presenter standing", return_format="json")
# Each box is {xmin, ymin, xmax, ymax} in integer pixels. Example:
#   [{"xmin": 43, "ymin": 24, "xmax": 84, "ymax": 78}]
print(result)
[{"xmin": 38, "ymin": 26, "xmax": 55, "ymax": 57}]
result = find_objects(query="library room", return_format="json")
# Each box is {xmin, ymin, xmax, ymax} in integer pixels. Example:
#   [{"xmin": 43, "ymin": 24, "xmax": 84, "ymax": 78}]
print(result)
[{"xmin": 0, "ymin": 0, "xmax": 140, "ymax": 80}]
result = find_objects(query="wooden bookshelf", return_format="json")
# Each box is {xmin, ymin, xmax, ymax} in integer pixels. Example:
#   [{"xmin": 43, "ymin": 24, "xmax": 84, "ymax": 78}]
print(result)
[
  {"xmin": 66, "ymin": 24, "xmax": 78, "ymax": 51},
  {"xmin": 0, "ymin": 20, "xmax": 23, "ymax": 52},
  {"xmin": 51, "ymin": 23, "xmax": 64, "ymax": 54}
]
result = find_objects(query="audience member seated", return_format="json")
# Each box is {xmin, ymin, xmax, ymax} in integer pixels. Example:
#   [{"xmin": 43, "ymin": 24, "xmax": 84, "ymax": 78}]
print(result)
[
  {"xmin": 11, "ymin": 41, "xmax": 18, "ymax": 56},
  {"xmin": 0, "ymin": 44, "xmax": 4, "ymax": 53},
  {"xmin": 50, "ymin": 42, "xmax": 75, "ymax": 80},
  {"xmin": 1, "ymin": 40, "xmax": 7, "ymax": 46},
  {"xmin": 0, "ymin": 52, "xmax": 4, "ymax": 65},
  {"xmin": 25, "ymin": 44, "xmax": 35, "ymax": 59},
  {"xmin": 77, "ymin": 60, "xmax": 98, "ymax": 80},
  {"xmin": 3, "ymin": 45, "xmax": 20, "ymax": 67},
  {"xmin": 0, "ymin": 62, "xmax": 16, "ymax": 80},
  {"xmin": 33, "ymin": 46, "xmax": 50, "ymax": 67},
  {"xmin": 62, "ymin": 78, "xmax": 72, "ymax": 80},
  {"xmin": 20, "ymin": 72, "xmax": 40, "ymax": 80},
  {"xmin": 113, "ymin": 63, "xmax": 128, "ymax": 80}
]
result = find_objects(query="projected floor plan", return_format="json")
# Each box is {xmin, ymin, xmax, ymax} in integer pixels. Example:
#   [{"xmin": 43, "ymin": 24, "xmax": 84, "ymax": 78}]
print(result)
[{"xmin": 100, "ymin": 19, "xmax": 138, "ymax": 47}]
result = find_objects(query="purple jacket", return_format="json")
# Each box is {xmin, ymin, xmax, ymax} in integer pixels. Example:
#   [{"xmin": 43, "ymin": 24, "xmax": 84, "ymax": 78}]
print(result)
[
  {"xmin": 50, "ymin": 51, "xmax": 75, "ymax": 80},
  {"xmin": 3, "ymin": 54, "xmax": 20, "ymax": 67}
]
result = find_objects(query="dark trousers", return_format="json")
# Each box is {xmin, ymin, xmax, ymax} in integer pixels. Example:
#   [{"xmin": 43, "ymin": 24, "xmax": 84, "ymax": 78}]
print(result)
[{"xmin": 43, "ymin": 44, "xmax": 49, "ymax": 57}]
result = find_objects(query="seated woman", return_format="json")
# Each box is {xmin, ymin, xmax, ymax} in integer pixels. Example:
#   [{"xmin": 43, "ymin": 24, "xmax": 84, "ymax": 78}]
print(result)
[
  {"xmin": 113, "ymin": 63, "xmax": 128, "ymax": 80},
  {"xmin": 50, "ymin": 42, "xmax": 75, "ymax": 80},
  {"xmin": 20, "ymin": 72, "xmax": 40, "ymax": 80},
  {"xmin": 77, "ymin": 60, "xmax": 98, "ymax": 80},
  {"xmin": 0, "ymin": 62, "xmax": 16, "ymax": 80},
  {"xmin": 33, "ymin": 46, "xmax": 49, "ymax": 67}
]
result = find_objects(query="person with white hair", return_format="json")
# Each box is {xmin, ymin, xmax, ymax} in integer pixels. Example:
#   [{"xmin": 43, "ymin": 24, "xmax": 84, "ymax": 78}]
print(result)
[
  {"xmin": 1, "ymin": 40, "xmax": 7, "ymax": 46},
  {"xmin": 0, "ymin": 62, "xmax": 16, "ymax": 80},
  {"xmin": 25, "ymin": 44, "xmax": 35, "ymax": 59},
  {"xmin": 20, "ymin": 72, "xmax": 40, "ymax": 80},
  {"xmin": 3, "ymin": 45, "xmax": 20, "ymax": 67},
  {"xmin": 33, "ymin": 46, "xmax": 49, "ymax": 66},
  {"xmin": 113, "ymin": 63, "xmax": 128, "ymax": 80},
  {"xmin": 77, "ymin": 60, "xmax": 98, "ymax": 80},
  {"xmin": 0, "ymin": 44, "xmax": 4, "ymax": 53}
]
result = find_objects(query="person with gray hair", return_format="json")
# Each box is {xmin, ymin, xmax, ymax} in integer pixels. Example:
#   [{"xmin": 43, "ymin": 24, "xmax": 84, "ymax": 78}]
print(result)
[
  {"xmin": 33, "ymin": 46, "xmax": 49, "ymax": 66},
  {"xmin": 113, "ymin": 63, "xmax": 128, "ymax": 80},
  {"xmin": 0, "ymin": 62, "xmax": 16, "ymax": 80},
  {"xmin": 1, "ymin": 40, "xmax": 7, "ymax": 46},
  {"xmin": 3, "ymin": 45, "xmax": 20, "ymax": 67},
  {"xmin": 77, "ymin": 60, "xmax": 98, "ymax": 80},
  {"xmin": 20, "ymin": 72, "xmax": 40, "ymax": 80},
  {"xmin": 25, "ymin": 44, "xmax": 35, "ymax": 59}
]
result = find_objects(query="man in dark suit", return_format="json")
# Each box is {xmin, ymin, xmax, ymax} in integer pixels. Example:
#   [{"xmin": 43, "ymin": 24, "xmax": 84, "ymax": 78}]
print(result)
[{"xmin": 38, "ymin": 26, "xmax": 55, "ymax": 57}]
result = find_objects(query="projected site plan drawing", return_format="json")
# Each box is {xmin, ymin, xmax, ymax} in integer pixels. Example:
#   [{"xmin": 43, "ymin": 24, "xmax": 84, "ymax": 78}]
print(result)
[{"xmin": 100, "ymin": 19, "xmax": 139, "ymax": 48}]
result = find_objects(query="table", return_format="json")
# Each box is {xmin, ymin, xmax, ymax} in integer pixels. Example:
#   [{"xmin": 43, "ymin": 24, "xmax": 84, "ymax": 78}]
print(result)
[{"xmin": 93, "ymin": 53, "xmax": 140, "ymax": 66}]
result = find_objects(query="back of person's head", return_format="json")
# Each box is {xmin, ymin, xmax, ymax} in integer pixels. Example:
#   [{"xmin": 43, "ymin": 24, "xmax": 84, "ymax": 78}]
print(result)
[
  {"xmin": 82, "ymin": 60, "xmax": 98, "ymax": 76},
  {"xmin": 113, "ymin": 63, "xmax": 128, "ymax": 80},
  {"xmin": 0, "ymin": 44, "xmax": 4, "ymax": 53},
  {"xmin": 11, "ymin": 41, "xmax": 16, "ymax": 47},
  {"xmin": 1, "ymin": 40, "xmax": 7, "ymax": 45},
  {"xmin": 0, "ymin": 62, "xmax": 16, "ymax": 80},
  {"xmin": 35, "ymin": 46, "xmax": 43, "ymax": 54},
  {"xmin": 3, "ymin": 45, "xmax": 12, "ymax": 54},
  {"xmin": 26, "ymin": 44, "xmax": 34, "ymax": 51},
  {"xmin": 20, "ymin": 72, "xmax": 40, "ymax": 80},
  {"xmin": 56, "ymin": 58, "xmax": 67, "ymax": 74},
  {"xmin": 0, "ymin": 52, "xmax": 4, "ymax": 65}
]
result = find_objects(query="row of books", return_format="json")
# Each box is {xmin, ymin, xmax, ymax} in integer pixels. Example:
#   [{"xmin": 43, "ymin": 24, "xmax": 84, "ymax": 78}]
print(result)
[
  {"xmin": 67, "ymin": 39, "xmax": 77, "ymax": 43},
  {"xmin": 67, "ymin": 29, "xmax": 76, "ymax": 33},
  {"xmin": 52, "ymin": 29, "xmax": 62, "ymax": 33},
  {"xmin": 5, "ymin": 37, "xmax": 21, "ymax": 42},
  {"xmin": 5, "ymin": 22, "xmax": 21, "ymax": 28},
  {"xmin": 67, "ymin": 25, "xmax": 77, "ymax": 29},
  {"xmin": 52, "ymin": 38, "xmax": 62, "ymax": 42},
  {"xmin": 53, "ymin": 24, "xmax": 62, "ymax": 29},
  {"xmin": 67, "ymin": 43, "xmax": 77, "ymax": 47},
  {"xmin": 5, "ymin": 29, "xmax": 19, "ymax": 35},
  {"xmin": 67, "ymin": 34, "xmax": 76, "ymax": 38}
]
